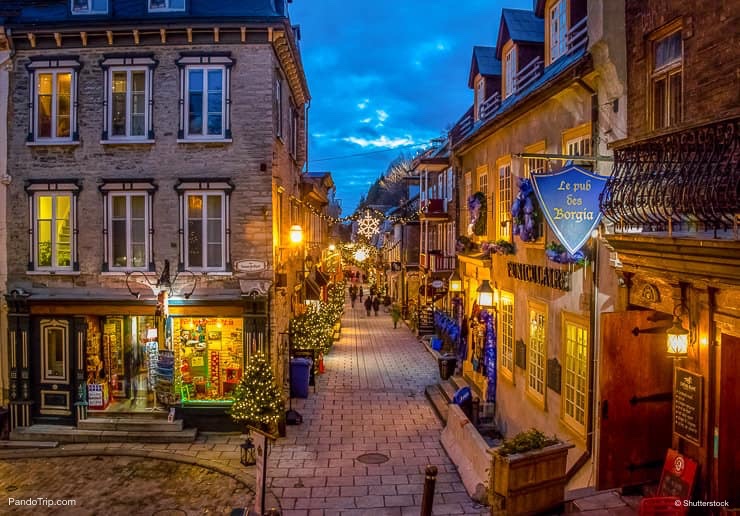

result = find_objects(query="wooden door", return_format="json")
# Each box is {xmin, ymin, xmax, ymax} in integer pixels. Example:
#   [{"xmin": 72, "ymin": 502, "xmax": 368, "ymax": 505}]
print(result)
[
  {"xmin": 718, "ymin": 333, "xmax": 740, "ymax": 507},
  {"xmin": 32, "ymin": 317, "xmax": 76, "ymax": 423},
  {"xmin": 597, "ymin": 310, "xmax": 674, "ymax": 490}
]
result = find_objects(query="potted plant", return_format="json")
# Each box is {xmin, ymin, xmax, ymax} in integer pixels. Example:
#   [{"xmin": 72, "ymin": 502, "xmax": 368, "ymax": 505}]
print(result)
[
  {"xmin": 481, "ymin": 239, "xmax": 516, "ymax": 256},
  {"xmin": 488, "ymin": 429, "xmax": 574, "ymax": 515}
]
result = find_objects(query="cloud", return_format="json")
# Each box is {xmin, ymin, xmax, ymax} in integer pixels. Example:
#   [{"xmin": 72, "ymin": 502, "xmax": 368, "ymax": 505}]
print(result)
[
  {"xmin": 375, "ymin": 109, "xmax": 389, "ymax": 122},
  {"xmin": 342, "ymin": 135, "xmax": 416, "ymax": 149}
]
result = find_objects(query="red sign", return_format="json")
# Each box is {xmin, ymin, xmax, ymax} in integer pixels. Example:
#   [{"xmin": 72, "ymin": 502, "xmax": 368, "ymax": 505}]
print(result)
[{"xmin": 657, "ymin": 449, "xmax": 697, "ymax": 498}]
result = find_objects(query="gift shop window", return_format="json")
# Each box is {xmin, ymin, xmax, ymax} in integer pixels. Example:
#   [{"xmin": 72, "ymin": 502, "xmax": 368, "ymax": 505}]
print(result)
[{"xmin": 174, "ymin": 317, "xmax": 244, "ymax": 402}]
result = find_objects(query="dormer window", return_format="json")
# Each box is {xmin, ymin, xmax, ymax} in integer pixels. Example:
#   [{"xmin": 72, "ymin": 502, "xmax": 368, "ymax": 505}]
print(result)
[
  {"xmin": 474, "ymin": 77, "xmax": 485, "ymax": 120},
  {"xmin": 149, "ymin": 0, "xmax": 185, "ymax": 12},
  {"xmin": 71, "ymin": 0, "xmax": 108, "ymax": 15},
  {"xmin": 504, "ymin": 45, "xmax": 517, "ymax": 98},
  {"xmin": 548, "ymin": 0, "xmax": 567, "ymax": 63}
]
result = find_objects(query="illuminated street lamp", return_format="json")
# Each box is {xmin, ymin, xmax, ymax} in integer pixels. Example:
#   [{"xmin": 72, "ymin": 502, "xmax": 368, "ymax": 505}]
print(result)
[
  {"xmin": 666, "ymin": 316, "xmax": 689, "ymax": 358},
  {"xmin": 448, "ymin": 270, "xmax": 462, "ymax": 293},
  {"xmin": 289, "ymin": 224, "xmax": 303, "ymax": 244},
  {"xmin": 477, "ymin": 280, "xmax": 493, "ymax": 308}
]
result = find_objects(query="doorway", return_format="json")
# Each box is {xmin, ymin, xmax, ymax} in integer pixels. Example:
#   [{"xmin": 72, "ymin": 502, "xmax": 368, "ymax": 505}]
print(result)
[{"xmin": 717, "ymin": 332, "xmax": 739, "ymax": 507}]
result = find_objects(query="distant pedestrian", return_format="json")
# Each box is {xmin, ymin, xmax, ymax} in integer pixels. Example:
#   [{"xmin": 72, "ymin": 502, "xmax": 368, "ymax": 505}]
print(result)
[
  {"xmin": 391, "ymin": 303, "xmax": 401, "ymax": 329},
  {"xmin": 364, "ymin": 296, "xmax": 372, "ymax": 316},
  {"xmin": 359, "ymin": 286, "xmax": 364, "ymax": 301},
  {"xmin": 350, "ymin": 289, "xmax": 357, "ymax": 308},
  {"xmin": 372, "ymin": 296, "xmax": 380, "ymax": 316}
]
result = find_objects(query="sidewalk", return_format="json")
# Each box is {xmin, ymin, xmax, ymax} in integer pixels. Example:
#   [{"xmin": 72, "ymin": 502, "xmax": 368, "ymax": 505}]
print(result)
[{"xmin": 273, "ymin": 299, "xmax": 488, "ymax": 515}]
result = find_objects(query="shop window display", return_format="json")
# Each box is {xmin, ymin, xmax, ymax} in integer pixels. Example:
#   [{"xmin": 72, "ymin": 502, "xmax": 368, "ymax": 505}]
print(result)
[{"xmin": 173, "ymin": 317, "xmax": 243, "ymax": 402}]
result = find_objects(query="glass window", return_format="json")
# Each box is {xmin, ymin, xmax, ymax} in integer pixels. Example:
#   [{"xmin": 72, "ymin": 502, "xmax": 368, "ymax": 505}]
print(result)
[
  {"xmin": 563, "ymin": 319, "xmax": 588, "ymax": 434},
  {"xmin": 35, "ymin": 193, "xmax": 73, "ymax": 270},
  {"xmin": 651, "ymin": 30, "xmax": 682, "ymax": 130},
  {"xmin": 173, "ymin": 317, "xmax": 245, "ymax": 402},
  {"xmin": 109, "ymin": 193, "xmax": 149, "ymax": 270},
  {"xmin": 186, "ymin": 66, "xmax": 225, "ymax": 138},
  {"xmin": 71, "ymin": 0, "xmax": 108, "ymax": 14},
  {"xmin": 35, "ymin": 70, "xmax": 73, "ymax": 141},
  {"xmin": 275, "ymin": 77, "xmax": 283, "ymax": 138},
  {"xmin": 549, "ymin": 0, "xmax": 567, "ymax": 62},
  {"xmin": 148, "ymin": 0, "xmax": 185, "ymax": 12},
  {"xmin": 504, "ymin": 46, "xmax": 517, "ymax": 98},
  {"xmin": 108, "ymin": 68, "xmax": 149, "ymax": 140},
  {"xmin": 185, "ymin": 192, "xmax": 225, "ymax": 270},
  {"xmin": 527, "ymin": 303, "xmax": 547, "ymax": 403},
  {"xmin": 475, "ymin": 78, "xmax": 485, "ymax": 120},
  {"xmin": 566, "ymin": 135, "xmax": 591, "ymax": 157},
  {"xmin": 498, "ymin": 163, "xmax": 512, "ymax": 240},
  {"xmin": 41, "ymin": 320, "xmax": 69, "ymax": 383},
  {"xmin": 499, "ymin": 292, "xmax": 515, "ymax": 378}
]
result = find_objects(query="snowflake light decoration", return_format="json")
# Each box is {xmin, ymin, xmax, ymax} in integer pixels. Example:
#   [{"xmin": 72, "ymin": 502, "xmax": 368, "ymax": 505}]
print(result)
[{"xmin": 357, "ymin": 212, "xmax": 380, "ymax": 238}]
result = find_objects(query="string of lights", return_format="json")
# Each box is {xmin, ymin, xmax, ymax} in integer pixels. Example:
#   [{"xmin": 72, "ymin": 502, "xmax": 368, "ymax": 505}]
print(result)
[{"xmin": 289, "ymin": 195, "xmax": 419, "ymax": 225}]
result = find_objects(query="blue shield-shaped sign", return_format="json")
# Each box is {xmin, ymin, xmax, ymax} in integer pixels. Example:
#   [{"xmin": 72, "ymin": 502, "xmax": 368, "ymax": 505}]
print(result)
[{"xmin": 530, "ymin": 165, "xmax": 607, "ymax": 255}]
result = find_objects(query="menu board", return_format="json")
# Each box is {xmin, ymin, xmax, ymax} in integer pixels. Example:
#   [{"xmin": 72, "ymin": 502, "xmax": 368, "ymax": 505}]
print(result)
[{"xmin": 673, "ymin": 367, "xmax": 702, "ymax": 445}]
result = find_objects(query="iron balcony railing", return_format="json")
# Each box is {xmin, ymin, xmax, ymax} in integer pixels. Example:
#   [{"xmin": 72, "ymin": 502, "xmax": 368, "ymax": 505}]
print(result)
[{"xmin": 600, "ymin": 118, "xmax": 739, "ymax": 233}]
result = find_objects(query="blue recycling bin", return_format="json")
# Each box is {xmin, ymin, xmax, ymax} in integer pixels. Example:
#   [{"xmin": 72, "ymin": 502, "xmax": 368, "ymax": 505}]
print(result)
[
  {"xmin": 290, "ymin": 357, "xmax": 313, "ymax": 398},
  {"xmin": 430, "ymin": 337, "xmax": 443, "ymax": 351},
  {"xmin": 453, "ymin": 386, "xmax": 473, "ymax": 420}
]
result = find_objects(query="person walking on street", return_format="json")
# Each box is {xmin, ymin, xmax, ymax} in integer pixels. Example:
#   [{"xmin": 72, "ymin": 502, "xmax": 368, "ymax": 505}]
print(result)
[
  {"xmin": 359, "ymin": 286, "xmax": 364, "ymax": 301},
  {"xmin": 350, "ymin": 287, "xmax": 357, "ymax": 308},
  {"xmin": 372, "ymin": 296, "xmax": 380, "ymax": 316},
  {"xmin": 364, "ymin": 296, "xmax": 372, "ymax": 316},
  {"xmin": 391, "ymin": 303, "xmax": 401, "ymax": 328}
]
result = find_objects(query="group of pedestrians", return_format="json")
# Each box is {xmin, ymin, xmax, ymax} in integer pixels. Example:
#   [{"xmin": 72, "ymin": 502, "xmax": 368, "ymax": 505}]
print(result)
[{"xmin": 348, "ymin": 284, "xmax": 384, "ymax": 316}]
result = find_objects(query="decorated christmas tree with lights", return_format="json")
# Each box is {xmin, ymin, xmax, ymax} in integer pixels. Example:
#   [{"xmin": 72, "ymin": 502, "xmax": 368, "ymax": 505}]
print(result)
[{"xmin": 229, "ymin": 353, "xmax": 284, "ymax": 428}]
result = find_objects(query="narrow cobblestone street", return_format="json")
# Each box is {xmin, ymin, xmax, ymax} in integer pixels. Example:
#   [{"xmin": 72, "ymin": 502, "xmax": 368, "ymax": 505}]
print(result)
[{"xmin": 271, "ymin": 296, "xmax": 487, "ymax": 515}]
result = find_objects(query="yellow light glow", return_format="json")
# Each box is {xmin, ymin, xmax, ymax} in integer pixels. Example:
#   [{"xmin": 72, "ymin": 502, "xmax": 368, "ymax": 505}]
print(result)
[
  {"xmin": 666, "ymin": 317, "xmax": 689, "ymax": 357},
  {"xmin": 289, "ymin": 225, "xmax": 303, "ymax": 244},
  {"xmin": 477, "ymin": 280, "xmax": 493, "ymax": 308}
]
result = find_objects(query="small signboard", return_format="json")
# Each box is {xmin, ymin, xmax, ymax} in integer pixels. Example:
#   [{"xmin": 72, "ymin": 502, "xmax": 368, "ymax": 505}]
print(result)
[
  {"xmin": 235, "ymin": 259, "xmax": 267, "ymax": 273},
  {"xmin": 248, "ymin": 425, "xmax": 276, "ymax": 516},
  {"xmin": 657, "ymin": 449, "xmax": 697, "ymax": 498},
  {"xmin": 673, "ymin": 368, "xmax": 702, "ymax": 445},
  {"xmin": 530, "ymin": 165, "xmax": 608, "ymax": 255}
]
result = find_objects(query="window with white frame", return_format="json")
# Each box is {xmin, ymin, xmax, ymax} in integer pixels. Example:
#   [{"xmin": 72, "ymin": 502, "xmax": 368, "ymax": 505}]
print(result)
[
  {"xmin": 497, "ymin": 163, "xmax": 512, "ymax": 239},
  {"xmin": 100, "ymin": 56, "xmax": 157, "ymax": 142},
  {"xmin": 275, "ymin": 76, "xmax": 284, "ymax": 139},
  {"xmin": 176, "ymin": 180, "xmax": 233, "ymax": 272},
  {"xmin": 563, "ymin": 317, "xmax": 588, "ymax": 435},
  {"xmin": 176, "ymin": 55, "xmax": 233, "ymax": 141},
  {"xmin": 478, "ymin": 171, "xmax": 488, "ymax": 197},
  {"xmin": 71, "ymin": 0, "xmax": 108, "ymax": 15},
  {"xmin": 290, "ymin": 103, "xmax": 299, "ymax": 158},
  {"xmin": 549, "ymin": 0, "xmax": 567, "ymax": 63},
  {"xmin": 148, "ymin": 0, "xmax": 185, "ymax": 12},
  {"xmin": 566, "ymin": 134, "xmax": 591, "ymax": 157},
  {"xmin": 651, "ymin": 29, "xmax": 682, "ymax": 130},
  {"xmin": 27, "ymin": 181, "xmax": 80, "ymax": 272},
  {"xmin": 499, "ymin": 291, "xmax": 515, "ymax": 378},
  {"xmin": 464, "ymin": 171, "xmax": 472, "ymax": 226},
  {"xmin": 100, "ymin": 180, "xmax": 155, "ymax": 272},
  {"xmin": 524, "ymin": 150, "xmax": 547, "ymax": 242},
  {"xmin": 27, "ymin": 57, "xmax": 81, "ymax": 143},
  {"xmin": 527, "ymin": 302, "xmax": 547, "ymax": 403},
  {"xmin": 475, "ymin": 77, "xmax": 485, "ymax": 120},
  {"xmin": 504, "ymin": 46, "xmax": 517, "ymax": 98},
  {"xmin": 41, "ymin": 319, "xmax": 69, "ymax": 383}
]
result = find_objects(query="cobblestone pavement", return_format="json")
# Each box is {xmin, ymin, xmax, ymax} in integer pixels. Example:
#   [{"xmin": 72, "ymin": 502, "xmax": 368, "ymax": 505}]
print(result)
[
  {"xmin": 0, "ymin": 455, "xmax": 250, "ymax": 515},
  {"xmin": 271, "ymin": 297, "xmax": 488, "ymax": 515}
]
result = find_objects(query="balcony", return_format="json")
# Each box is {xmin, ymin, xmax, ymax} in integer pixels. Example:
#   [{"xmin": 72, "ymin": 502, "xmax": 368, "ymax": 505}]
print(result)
[
  {"xmin": 420, "ymin": 198, "xmax": 449, "ymax": 220},
  {"xmin": 420, "ymin": 252, "xmax": 456, "ymax": 272}
]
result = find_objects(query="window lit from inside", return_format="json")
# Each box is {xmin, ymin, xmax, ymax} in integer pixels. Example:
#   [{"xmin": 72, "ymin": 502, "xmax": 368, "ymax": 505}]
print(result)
[
  {"xmin": 35, "ymin": 194, "xmax": 73, "ymax": 270},
  {"xmin": 187, "ymin": 67, "xmax": 225, "ymax": 139},
  {"xmin": 652, "ymin": 31, "xmax": 682, "ymax": 130},
  {"xmin": 110, "ymin": 69, "xmax": 148, "ymax": 139},
  {"xmin": 36, "ymin": 71, "xmax": 72, "ymax": 141},
  {"xmin": 528, "ymin": 307, "xmax": 546, "ymax": 401},
  {"xmin": 497, "ymin": 165, "xmax": 511, "ymax": 239},
  {"xmin": 499, "ymin": 293, "xmax": 514, "ymax": 377},
  {"xmin": 185, "ymin": 193, "xmax": 225, "ymax": 270},
  {"xmin": 564, "ymin": 321, "xmax": 588, "ymax": 434}
]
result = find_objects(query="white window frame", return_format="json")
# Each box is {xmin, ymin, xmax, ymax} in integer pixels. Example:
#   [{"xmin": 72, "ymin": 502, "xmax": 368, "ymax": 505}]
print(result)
[
  {"xmin": 275, "ymin": 75, "xmax": 284, "ymax": 139},
  {"xmin": 106, "ymin": 67, "xmax": 151, "ymax": 141},
  {"xmin": 549, "ymin": 0, "xmax": 567, "ymax": 63},
  {"xmin": 108, "ymin": 192, "xmax": 151, "ymax": 271},
  {"xmin": 148, "ymin": 0, "xmax": 185, "ymax": 12},
  {"xmin": 184, "ymin": 65, "xmax": 226, "ymax": 140},
  {"xmin": 32, "ymin": 192, "xmax": 75, "ymax": 272},
  {"xmin": 527, "ymin": 300, "xmax": 547, "ymax": 406},
  {"xmin": 497, "ymin": 163, "xmax": 512, "ymax": 240},
  {"xmin": 32, "ymin": 69, "xmax": 75, "ymax": 143},
  {"xmin": 565, "ymin": 134, "xmax": 591, "ymax": 157},
  {"xmin": 504, "ymin": 45, "xmax": 517, "ymax": 98},
  {"xmin": 562, "ymin": 314, "xmax": 589, "ymax": 436},
  {"xmin": 499, "ymin": 291, "xmax": 515, "ymax": 380},
  {"xmin": 475, "ymin": 77, "xmax": 485, "ymax": 120},
  {"xmin": 464, "ymin": 171, "xmax": 472, "ymax": 227},
  {"xmin": 71, "ymin": 0, "xmax": 108, "ymax": 15},
  {"xmin": 41, "ymin": 319, "xmax": 70, "ymax": 384},
  {"xmin": 478, "ymin": 171, "xmax": 488, "ymax": 197}
]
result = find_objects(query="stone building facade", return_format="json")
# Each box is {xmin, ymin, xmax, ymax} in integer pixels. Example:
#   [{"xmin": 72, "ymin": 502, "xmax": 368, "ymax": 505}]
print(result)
[{"xmin": 2, "ymin": 0, "xmax": 309, "ymax": 430}]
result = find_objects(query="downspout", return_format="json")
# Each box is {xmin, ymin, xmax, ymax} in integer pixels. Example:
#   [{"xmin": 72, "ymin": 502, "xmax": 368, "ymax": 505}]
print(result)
[
  {"xmin": 303, "ymin": 99, "xmax": 310, "ymax": 174},
  {"xmin": 566, "ymin": 77, "xmax": 600, "ymax": 482},
  {"xmin": 0, "ymin": 27, "xmax": 14, "ymax": 407}
]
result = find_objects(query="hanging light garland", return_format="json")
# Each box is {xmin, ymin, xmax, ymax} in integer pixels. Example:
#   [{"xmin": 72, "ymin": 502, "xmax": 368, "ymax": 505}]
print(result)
[{"xmin": 288, "ymin": 195, "xmax": 419, "ymax": 225}]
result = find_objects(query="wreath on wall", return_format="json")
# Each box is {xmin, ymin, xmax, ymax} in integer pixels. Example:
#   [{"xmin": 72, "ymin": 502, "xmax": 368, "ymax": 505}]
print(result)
[
  {"xmin": 467, "ymin": 192, "xmax": 487, "ymax": 236},
  {"xmin": 511, "ymin": 178, "xmax": 540, "ymax": 242}
]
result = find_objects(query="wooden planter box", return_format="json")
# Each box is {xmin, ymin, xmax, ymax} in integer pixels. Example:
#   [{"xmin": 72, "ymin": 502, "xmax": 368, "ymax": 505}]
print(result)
[{"xmin": 488, "ymin": 441, "xmax": 574, "ymax": 515}]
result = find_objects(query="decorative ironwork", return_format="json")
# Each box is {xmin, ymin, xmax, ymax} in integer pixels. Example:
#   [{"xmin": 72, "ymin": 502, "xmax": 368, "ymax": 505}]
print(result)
[{"xmin": 600, "ymin": 118, "xmax": 740, "ymax": 232}]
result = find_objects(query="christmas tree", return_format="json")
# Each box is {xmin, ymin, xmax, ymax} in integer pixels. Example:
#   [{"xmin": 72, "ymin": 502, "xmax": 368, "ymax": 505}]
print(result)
[{"xmin": 229, "ymin": 353, "xmax": 284, "ymax": 428}]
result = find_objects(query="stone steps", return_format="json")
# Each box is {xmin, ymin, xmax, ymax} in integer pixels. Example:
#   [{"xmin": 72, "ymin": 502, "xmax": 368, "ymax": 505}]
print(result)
[
  {"xmin": 10, "ymin": 423, "xmax": 197, "ymax": 443},
  {"xmin": 79, "ymin": 417, "xmax": 184, "ymax": 432}
]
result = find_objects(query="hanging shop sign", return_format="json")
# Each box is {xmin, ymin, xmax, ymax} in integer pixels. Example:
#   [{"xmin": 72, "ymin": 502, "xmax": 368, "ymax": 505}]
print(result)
[
  {"xmin": 530, "ymin": 165, "xmax": 608, "ymax": 255},
  {"xmin": 507, "ymin": 261, "xmax": 570, "ymax": 291}
]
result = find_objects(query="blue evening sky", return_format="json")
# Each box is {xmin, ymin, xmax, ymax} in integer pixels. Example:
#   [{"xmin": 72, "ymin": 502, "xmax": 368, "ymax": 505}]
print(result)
[{"xmin": 289, "ymin": 0, "xmax": 532, "ymax": 215}]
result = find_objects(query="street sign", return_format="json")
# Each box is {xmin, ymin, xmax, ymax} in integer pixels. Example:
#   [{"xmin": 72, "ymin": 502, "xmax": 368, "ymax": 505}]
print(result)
[
  {"xmin": 530, "ymin": 165, "xmax": 607, "ymax": 255},
  {"xmin": 235, "ymin": 259, "xmax": 267, "ymax": 273}
]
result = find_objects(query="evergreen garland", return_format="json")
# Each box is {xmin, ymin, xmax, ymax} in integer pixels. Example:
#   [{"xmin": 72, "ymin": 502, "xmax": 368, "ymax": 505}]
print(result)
[{"xmin": 229, "ymin": 353, "xmax": 284, "ymax": 426}]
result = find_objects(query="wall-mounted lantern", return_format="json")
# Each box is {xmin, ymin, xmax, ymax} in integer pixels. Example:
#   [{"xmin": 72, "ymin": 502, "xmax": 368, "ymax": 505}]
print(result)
[
  {"xmin": 477, "ymin": 279, "xmax": 493, "ymax": 308},
  {"xmin": 449, "ymin": 270, "xmax": 462, "ymax": 293}
]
